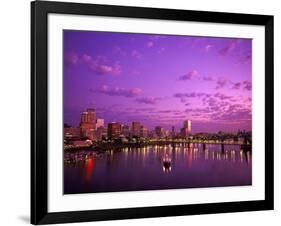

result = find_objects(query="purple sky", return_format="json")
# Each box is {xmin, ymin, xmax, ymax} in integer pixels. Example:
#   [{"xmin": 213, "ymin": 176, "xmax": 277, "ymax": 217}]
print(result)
[{"xmin": 64, "ymin": 30, "xmax": 252, "ymax": 133}]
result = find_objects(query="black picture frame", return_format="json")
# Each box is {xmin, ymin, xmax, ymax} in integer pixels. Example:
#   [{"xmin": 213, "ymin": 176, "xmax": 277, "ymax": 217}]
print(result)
[{"xmin": 31, "ymin": 0, "xmax": 274, "ymax": 224}]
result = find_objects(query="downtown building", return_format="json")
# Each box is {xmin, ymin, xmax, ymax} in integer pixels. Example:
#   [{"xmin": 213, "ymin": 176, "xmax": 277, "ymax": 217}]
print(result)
[
  {"xmin": 181, "ymin": 120, "xmax": 192, "ymax": 138},
  {"xmin": 155, "ymin": 126, "xmax": 165, "ymax": 138},
  {"xmin": 108, "ymin": 122, "xmax": 122, "ymax": 139},
  {"xmin": 96, "ymin": 118, "xmax": 104, "ymax": 129},
  {"xmin": 140, "ymin": 125, "xmax": 149, "ymax": 138},
  {"xmin": 171, "ymin": 126, "xmax": 176, "ymax": 138},
  {"xmin": 95, "ymin": 118, "xmax": 106, "ymax": 140},
  {"xmin": 80, "ymin": 108, "xmax": 96, "ymax": 140},
  {"xmin": 132, "ymin": 122, "xmax": 141, "ymax": 137},
  {"xmin": 121, "ymin": 124, "xmax": 130, "ymax": 137},
  {"xmin": 64, "ymin": 126, "xmax": 80, "ymax": 140}
]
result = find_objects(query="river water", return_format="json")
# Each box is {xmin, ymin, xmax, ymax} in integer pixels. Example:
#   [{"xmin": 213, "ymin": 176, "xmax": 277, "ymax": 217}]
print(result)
[{"xmin": 64, "ymin": 143, "xmax": 251, "ymax": 194}]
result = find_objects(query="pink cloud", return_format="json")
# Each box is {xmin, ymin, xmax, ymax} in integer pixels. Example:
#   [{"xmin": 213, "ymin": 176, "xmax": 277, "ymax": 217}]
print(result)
[
  {"xmin": 179, "ymin": 69, "xmax": 199, "ymax": 80},
  {"xmin": 81, "ymin": 54, "xmax": 121, "ymax": 75},
  {"xmin": 184, "ymin": 94, "xmax": 251, "ymax": 122},
  {"xmin": 146, "ymin": 41, "xmax": 154, "ymax": 48},
  {"xmin": 135, "ymin": 97, "xmax": 162, "ymax": 105},
  {"xmin": 204, "ymin": 44, "xmax": 212, "ymax": 52},
  {"xmin": 240, "ymin": 54, "xmax": 251, "ymax": 64},
  {"xmin": 212, "ymin": 109, "xmax": 251, "ymax": 121},
  {"xmin": 185, "ymin": 107, "xmax": 212, "ymax": 114},
  {"xmin": 231, "ymin": 82, "xmax": 242, "ymax": 90},
  {"xmin": 92, "ymin": 64, "xmax": 113, "ymax": 74},
  {"xmin": 219, "ymin": 40, "xmax": 240, "ymax": 56},
  {"xmin": 89, "ymin": 62, "xmax": 121, "ymax": 75},
  {"xmin": 174, "ymin": 92, "xmax": 207, "ymax": 99},
  {"xmin": 94, "ymin": 85, "xmax": 143, "ymax": 98},
  {"xmin": 243, "ymin": 80, "xmax": 252, "ymax": 91},
  {"xmin": 202, "ymin": 76, "xmax": 216, "ymax": 81},
  {"xmin": 201, "ymin": 74, "xmax": 251, "ymax": 91},
  {"xmin": 214, "ymin": 92, "xmax": 233, "ymax": 100},
  {"xmin": 215, "ymin": 78, "xmax": 229, "ymax": 89},
  {"xmin": 65, "ymin": 52, "xmax": 79, "ymax": 65},
  {"xmin": 82, "ymin": 54, "xmax": 92, "ymax": 63},
  {"xmin": 180, "ymin": 98, "xmax": 187, "ymax": 103}
]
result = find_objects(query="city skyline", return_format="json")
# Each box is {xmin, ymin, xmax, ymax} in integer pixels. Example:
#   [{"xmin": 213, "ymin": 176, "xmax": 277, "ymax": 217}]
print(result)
[
  {"xmin": 64, "ymin": 30, "xmax": 252, "ymax": 133},
  {"xmin": 64, "ymin": 108, "xmax": 250, "ymax": 142}
]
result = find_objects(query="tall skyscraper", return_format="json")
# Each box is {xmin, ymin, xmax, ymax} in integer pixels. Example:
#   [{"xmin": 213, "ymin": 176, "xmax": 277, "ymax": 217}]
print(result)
[
  {"xmin": 132, "ymin": 122, "xmax": 141, "ymax": 137},
  {"xmin": 108, "ymin": 122, "xmax": 121, "ymax": 139},
  {"xmin": 184, "ymin": 120, "xmax": 192, "ymax": 132},
  {"xmin": 80, "ymin": 108, "xmax": 96, "ymax": 140},
  {"xmin": 181, "ymin": 120, "xmax": 192, "ymax": 138}
]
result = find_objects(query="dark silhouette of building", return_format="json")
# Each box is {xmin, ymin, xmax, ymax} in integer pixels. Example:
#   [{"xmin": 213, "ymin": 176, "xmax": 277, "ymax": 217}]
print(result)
[
  {"xmin": 171, "ymin": 126, "xmax": 176, "ymax": 138},
  {"xmin": 64, "ymin": 127, "xmax": 80, "ymax": 140},
  {"xmin": 132, "ymin": 122, "xmax": 141, "ymax": 137},
  {"xmin": 155, "ymin": 126, "xmax": 164, "ymax": 138},
  {"xmin": 121, "ymin": 125, "xmax": 130, "ymax": 137},
  {"xmin": 108, "ymin": 122, "xmax": 121, "ymax": 139},
  {"xmin": 140, "ymin": 126, "xmax": 148, "ymax": 138}
]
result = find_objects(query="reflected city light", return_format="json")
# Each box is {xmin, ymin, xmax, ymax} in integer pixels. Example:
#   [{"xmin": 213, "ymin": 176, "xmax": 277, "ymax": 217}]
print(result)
[
  {"xmin": 247, "ymin": 151, "xmax": 251, "ymax": 164},
  {"xmin": 217, "ymin": 152, "xmax": 221, "ymax": 160},
  {"xmin": 212, "ymin": 151, "xmax": 215, "ymax": 160},
  {"xmin": 64, "ymin": 141, "xmax": 252, "ymax": 194},
  {"xmin": 231, "ymin": 150, "xmax": 236, "ymax": 162},
  {"xmin": 85, "ymin": 158, "xmax": 95, "ymax": 181},
  {"xmin": 163, "ymin": 166, "xmax": 172, "ymax": 173},
  {"xmin": 240, "ymin": 150, "xmax": 243, "ymax": 162},
  {"xmin": 187, "ymin": 148, "xmax": 192, "ymax": 168},
  {"xmin": 204, "ymin": 149, "xmax": 209, "ymax": 160}
]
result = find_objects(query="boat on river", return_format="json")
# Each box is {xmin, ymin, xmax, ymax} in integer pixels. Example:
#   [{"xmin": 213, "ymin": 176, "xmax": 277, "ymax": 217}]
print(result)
[{"xmin": 163, "ymin": 154, "xmax": 171, "ymax": 168}]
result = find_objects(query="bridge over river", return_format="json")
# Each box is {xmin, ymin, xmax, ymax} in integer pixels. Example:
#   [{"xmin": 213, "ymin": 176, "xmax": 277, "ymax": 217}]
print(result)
[{"xmin": 64, "ymin": 137, "xmax": 251, "ymax": 152}]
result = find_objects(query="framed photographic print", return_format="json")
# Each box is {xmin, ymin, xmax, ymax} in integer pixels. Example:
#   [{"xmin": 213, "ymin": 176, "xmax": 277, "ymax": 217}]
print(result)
[{"xmin": 31, "ymin": 0, "xmax": 274, "ymax": 224}]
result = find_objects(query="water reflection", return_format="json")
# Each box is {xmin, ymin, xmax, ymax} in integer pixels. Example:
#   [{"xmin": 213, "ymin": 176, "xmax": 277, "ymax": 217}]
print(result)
[
  {"xmin": 85, "ymin": 158, "xmax": 95, "ymax": 181},
  {"xmin": 64, "ymin": 144, "xmax": 252, "ymax": 194}
]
